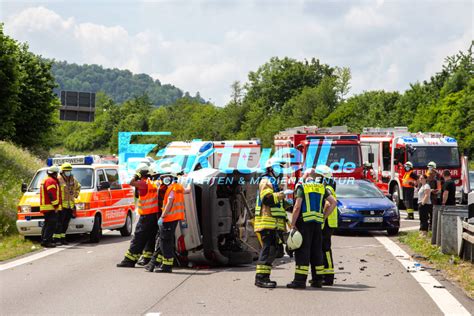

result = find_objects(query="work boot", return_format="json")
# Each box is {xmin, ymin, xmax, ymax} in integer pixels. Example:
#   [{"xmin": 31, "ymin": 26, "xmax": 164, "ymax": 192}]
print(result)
[
  {"xmin": 155, "ymin": 265, "xmax": 172, "ymax": 273},
  {"xmin": 286, "ymin": 280, "xmax": 306, "ymax": 289},
  {"xmin": 144, "ymin": 261, "xmax": 157, "ymax": 272},
  {"xmin": 116, "ymin": 257, "xmax": 136, "ymax": 268},
  {"xmin": 136, "ymin": 257, "xmax": 150, "ymax": 266},
  {"xmin": 41, "ymin": 241, "xmax": 56, "ymax": 248},
  {"xmin": 322, "ymin": 278, "xmax": 334, "ymax": 286},
  {"xmin": 405, "ymin": 213, "xmax": 414, "ymax": 220},
  {"xmin": 60, "ymin": 238, "xmax": 69, "ymax": 245},
  {"xmin": 255, "ymin": 277, "xmax": 277, "ymax": 289},
  {"xmin": 311, "ymin": 279, "xmax": 323, "ymax": 288}
]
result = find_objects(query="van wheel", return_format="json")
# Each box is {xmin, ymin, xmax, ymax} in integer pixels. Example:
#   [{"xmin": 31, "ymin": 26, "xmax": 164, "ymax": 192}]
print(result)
[
  {"xmin": 89, "ymin": 214, "xmax": 102, "ymax": 243},
  {"xmin": 387, "ymin": 228, "xmax": 399, "ymax": 236},
  {"xmin": 120, "ymin": 212, "xmax": 132, "ymax": 237}
]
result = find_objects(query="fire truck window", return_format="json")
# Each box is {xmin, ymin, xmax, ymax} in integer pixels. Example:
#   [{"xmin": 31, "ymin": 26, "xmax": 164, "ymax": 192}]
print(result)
[
  {"xmin": 105, "ymin": 169, "xmax": 122, "ymax": 190},
  {"xmin": 382, "ymin": 142, "xmax": 391, "ymax": 171},
  {"xmin": 394, "ymin": 148, "xmax": 406, "ymax": 166}
]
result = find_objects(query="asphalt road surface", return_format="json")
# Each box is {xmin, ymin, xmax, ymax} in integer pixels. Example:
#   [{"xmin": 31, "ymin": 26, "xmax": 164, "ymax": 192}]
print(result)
[{"xmin": 1, "ymin": 218, "xmax": 473, "ymax": 315}]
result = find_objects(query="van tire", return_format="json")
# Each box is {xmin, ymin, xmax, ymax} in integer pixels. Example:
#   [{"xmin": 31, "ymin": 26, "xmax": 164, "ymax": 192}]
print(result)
[
  {"xmin": 387, "ymin": 228, "xmax": 399, "ymax": 236},
  {"xmin": 89, "ymin": 214, "xmax": 102, "ymax": 243},
  {"xmin": 120, "ymin": 212, "xmax": 132, "ymax": 237}
]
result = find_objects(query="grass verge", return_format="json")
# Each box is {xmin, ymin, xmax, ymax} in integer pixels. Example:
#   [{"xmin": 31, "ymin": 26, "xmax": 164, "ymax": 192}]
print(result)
[
  {"xmin": 0, "ymin": 235, "xmax": 41, "ymax": 262},
  {"xmin": 399, "ymin": 231, "xmax": 474, "ymax": 298}
]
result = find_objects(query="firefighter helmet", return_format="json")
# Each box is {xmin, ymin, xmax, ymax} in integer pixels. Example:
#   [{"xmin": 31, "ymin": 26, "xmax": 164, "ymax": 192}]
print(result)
[
  {"xmin": 315, "ymin": 165, "xmax": 333, "ymax": 178},
  {"xmin": 287, "ymin": 229, "xmax": 303, "ymax": 251},
  {"xmin": 61, "ymin": 163, "xmax": 73, "ymax": 171},
  {"xmin": 404, "ymin": 161, "xmax": 413, "ymax": 169},
  {"xmin": 47, "ymin": 165, "xmax": 60, "ymax": 174},
  {"xmin": 427, "ymin": 161, "xmax": 436, "ymax": 169}
]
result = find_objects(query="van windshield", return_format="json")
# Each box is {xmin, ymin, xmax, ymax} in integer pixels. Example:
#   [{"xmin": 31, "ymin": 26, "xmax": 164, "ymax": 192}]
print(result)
[{"xmin": 29, "ymin": 168, "xmax": 94, "ymax": 192}]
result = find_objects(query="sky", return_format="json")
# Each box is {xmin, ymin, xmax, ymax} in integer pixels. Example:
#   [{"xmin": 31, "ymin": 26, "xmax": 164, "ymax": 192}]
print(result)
[{"xmin": 1, "ymin": 0, "xmax": 472, "ymax": 106}]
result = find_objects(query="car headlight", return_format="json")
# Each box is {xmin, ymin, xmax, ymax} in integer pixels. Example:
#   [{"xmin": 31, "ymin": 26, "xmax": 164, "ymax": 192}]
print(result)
[
  {"xmin": 339, "ymin": 207, "xmax": 357, "ymax": 214},
  {"xmin": 385, "ymin": 207, "xmax": 399, "ymax": 216},
  {"xmin": 75, "ymin": 202, "xmax": 89, "ymax": 210},
  {"xmin": 20, "ymin": 205, "xmax": 31, "ymax": 213}
]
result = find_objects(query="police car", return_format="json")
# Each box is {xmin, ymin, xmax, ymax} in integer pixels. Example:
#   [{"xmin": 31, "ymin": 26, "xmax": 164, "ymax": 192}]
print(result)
[{"xmin": 16, "ymin": 156, "xmax": 136, "ymax": 242}]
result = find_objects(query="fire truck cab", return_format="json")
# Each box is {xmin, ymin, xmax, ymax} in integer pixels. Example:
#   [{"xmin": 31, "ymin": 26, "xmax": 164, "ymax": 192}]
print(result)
[
  {"xmin": 16, "ymin": 155, "xmax": 135, "ymax": 242},
  {"xmin": 360, "ymin": 127, "xmax": 463, "ymax": 207},
  {"xmin": 274, "ymin": 126, "xmax": 365, "ymax": 188}
]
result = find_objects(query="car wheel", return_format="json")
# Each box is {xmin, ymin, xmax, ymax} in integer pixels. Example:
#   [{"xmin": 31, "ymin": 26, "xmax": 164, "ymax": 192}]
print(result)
[
  {"xmin": 89, "ymin": 214, "xmax": 102, "ymax": 243},
  {"xmin": 387, "ymin": 228, "xmax": 399, "ymax": 236},
  {"xmin": 120, "ymin": 212, "xmax": 132, "ymax": 237},
  {"xmin": 391, "ymin": 184, "xmax": 404, "ymax": 210}
]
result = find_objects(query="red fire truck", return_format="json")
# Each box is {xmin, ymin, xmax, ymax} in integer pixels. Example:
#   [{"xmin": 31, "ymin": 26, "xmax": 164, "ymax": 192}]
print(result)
[
  {"xmin": 360, "ymin": 127, "xmax": 463, "ymax": 207},
  {"xmin": 274, "ymin": 126, "xmax": 365, "ymax": 188}
]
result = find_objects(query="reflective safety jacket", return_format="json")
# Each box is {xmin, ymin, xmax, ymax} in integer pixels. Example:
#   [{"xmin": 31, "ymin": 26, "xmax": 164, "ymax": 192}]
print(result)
[
  {"xmin": 402, "ymin": 170, "xmax": 415, "ymax": 188},
  {"xmin": 137, "ymin": 179, "xmax": 159, "ymax": 215},
  {"xmin": 162, "ymin": 182, "xmax": 185, "ymax": 222},
  {"xmin": 58, "ymin": 174, "xmax": 81, "ymax": 209},
  {"xmin": 299, "ymin": 181, "xmax": 325, "ymax": 223},
  {"xmin": 254, "ymin": 175, "xmax": 287, "ymax": 232},
  {"xmin": 40, "ymin": 176, "xmax": 62, "ymax": 213},
  {"xmin": 325, "ymin": 185, "xmax": 338, "ymax": 228}
]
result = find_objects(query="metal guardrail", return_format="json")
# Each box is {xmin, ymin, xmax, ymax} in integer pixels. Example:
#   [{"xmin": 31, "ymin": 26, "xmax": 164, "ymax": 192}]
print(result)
[{"xmin": 461, "ymin": 221, "xmax": 474, "ymax": 263}]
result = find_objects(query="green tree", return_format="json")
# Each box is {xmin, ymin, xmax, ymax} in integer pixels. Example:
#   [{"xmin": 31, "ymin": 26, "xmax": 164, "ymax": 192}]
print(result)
[{"xmin": 0, "ymin": 24, "xmax": 20, "ymax": 140}]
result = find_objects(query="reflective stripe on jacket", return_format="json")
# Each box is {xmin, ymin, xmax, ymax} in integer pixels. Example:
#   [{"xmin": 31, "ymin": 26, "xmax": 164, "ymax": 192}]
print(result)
[
  {"xmin": 40, "ymin": 176, "xmax": 62, "ymax": 212},
  {"xmin": 138, "ymin": 179, "xmax": 159, "ymax": 215},
  {"xmin": 325, "ymin": 185, "xmax": 338, "ymax": 228},
  {"xmin": 162, "ymin": 182, "xmax": 185, "ymax": 222},
  {"xmin": 254, "ymin": 175, "xmax": 287, "ymax": 232},
  {"xmin": 300, "ymin": 182, "xmax": 325, "ymax": 223}
]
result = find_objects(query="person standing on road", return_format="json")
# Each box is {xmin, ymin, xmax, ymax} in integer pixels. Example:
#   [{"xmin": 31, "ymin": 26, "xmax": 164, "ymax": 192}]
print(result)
[
  {"xmin": 39, "ymin": 165, "xmax": 62, "ymax": 248},
  {"xmin": 254, "ymin": 158, "xmax": 288, "ymax": 288},
  {"xmin": 318, "ymin": 168, "xmax": 338, "ymax": 286},
  {"xmin": 417, "ymin": 174, "xmax": 432, "ymax": 237},
  {"xmin": 117, "ymin": 164, "xmax": 159, "ymax": 268},
  {"xmin": 144, "ymin": 170, "xmax": 170, "ymax": 272},
  {"xmin": 287, "ymin": 167, "xmax": 337, "ymax": 289},
  {"xmin": 155, "ymin": 170, "xmax": 186, "ymax": 273},
  {"xmin": 442, "ymin": 170, "xmax": 456, "ymax": 206},
  {"xmin": 55, "ymin": 163, "xmax": 81, "ymax": 245},
  {"xmin": 426, "ymin": 162, "xmax": 442, "ymax": 205},
  {"xmin": 402, "ymin": 162, "xmax": 418, "ymax": 220}
]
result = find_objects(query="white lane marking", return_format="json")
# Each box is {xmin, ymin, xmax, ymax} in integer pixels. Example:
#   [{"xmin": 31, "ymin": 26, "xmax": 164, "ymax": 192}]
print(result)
[
  {"xmin": 0, "ymin": 243, "xmax": 78, "ymax": 271},
  {"xmin": 0, "ymin": 230, "xmax": 116, "ymax": 271},
  {"xmin": 375, "ymin": 236, "xmax": 470, "ymax": 315}
]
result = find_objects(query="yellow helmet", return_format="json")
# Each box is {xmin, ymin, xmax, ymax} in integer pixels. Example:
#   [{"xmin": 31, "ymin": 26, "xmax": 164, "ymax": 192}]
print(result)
[{"xmin": 61, "ymin": 163, "xmax": 73, "ymax": 171}]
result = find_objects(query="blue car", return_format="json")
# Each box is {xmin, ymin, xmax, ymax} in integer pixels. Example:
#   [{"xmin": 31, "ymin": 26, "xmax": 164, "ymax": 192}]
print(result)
[{"xmin": 336, "ymin": 180, "xmax": 400, "ymax": 235}]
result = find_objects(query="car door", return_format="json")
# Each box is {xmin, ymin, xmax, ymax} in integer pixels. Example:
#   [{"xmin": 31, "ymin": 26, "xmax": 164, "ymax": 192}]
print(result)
[{"xmin": 104, "ymin": 168, "xmax": 127, "ymax": 228}]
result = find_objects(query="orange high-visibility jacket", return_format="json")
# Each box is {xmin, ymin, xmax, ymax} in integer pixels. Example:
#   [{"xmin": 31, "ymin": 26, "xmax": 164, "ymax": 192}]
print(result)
[
  {"xmin": 402, "ymin": 170, "xmax": 415, "ymax": 188},
  {"xmin": 162, "ymin": 183, "xmax": 185, "ymax": 222},
  {"xmin": 137, "ymin": 179, "xmax": 159, "ymax": 215},
  {"xmin": 40, "ymin": 176, "xmax": 62, "ymax": 213}
]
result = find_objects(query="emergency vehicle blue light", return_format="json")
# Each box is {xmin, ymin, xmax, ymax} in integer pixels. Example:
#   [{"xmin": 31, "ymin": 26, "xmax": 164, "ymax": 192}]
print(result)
[
  {"xmin": 84, "ymin": 156, "xmax": 94, "ymax": 165},
  {"xmin": 199, "ymin": 142, "xmax": 213, "ymax": 153},
  {"xmin": 401, "ymin": 137, "xmax": 418, "ymax": 143},
  {"xmin": 340, "ymin": 135, "xmax": 359, "ymax": 140},
  {"xmin": 46, "ymin": 158, "xmax": 53, "ymax": 166},
  {"xmin": 445, "ymin": 137, "xmax": 456, "ymax": 143}
]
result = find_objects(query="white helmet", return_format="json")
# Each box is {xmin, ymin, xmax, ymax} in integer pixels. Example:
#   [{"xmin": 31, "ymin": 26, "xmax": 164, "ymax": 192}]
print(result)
[
  {"xmin": 363, "ymin": 161, "xmax": 372, "ymax": 167},
  {"xmin": 136, "ymin": 162, "xmax": 149, "ymax": 173},
  {"xmin": 47, "ymin": 165, "xmax": 60, "ymax": 174},
  {"xmin": 315, "ymin": 165, "xmax": 332, "ymax": 178},
  {"xmin": 427, "ymin": 161, "xmax": 436, "ymax": 169},
  {"xmin": 404, "ymin": 161, "xmax": 413, "ymax": 168},
  {"xmin": 265, "ymin": 157, "xmax": 286, "ymax": 169},
  {"xmin": 287, "ymin": 229, "xmax": 303, "ymax": 251}
]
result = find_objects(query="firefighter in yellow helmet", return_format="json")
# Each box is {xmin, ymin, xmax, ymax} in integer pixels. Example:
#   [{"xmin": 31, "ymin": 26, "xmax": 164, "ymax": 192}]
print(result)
[
  {"xmin": 54, "ymin": 163, "xmax": 81, "ymax": 245},
  {"xmin": 254, "ymin": 157, "xmax": 289, "ymax": 288}
]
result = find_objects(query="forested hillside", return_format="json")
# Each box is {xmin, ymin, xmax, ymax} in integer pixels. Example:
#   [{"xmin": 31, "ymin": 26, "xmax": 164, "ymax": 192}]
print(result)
[{"xmin": 51, "ymin": 61, "xmax": 204, "ymax": 106}]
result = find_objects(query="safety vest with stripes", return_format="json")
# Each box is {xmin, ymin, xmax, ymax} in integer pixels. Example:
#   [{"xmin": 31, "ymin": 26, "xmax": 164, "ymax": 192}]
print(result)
[
  {"xmin": 254, "ymin": 175, "xmax": 287, "ymax": 232},
  {"xmin": 162, "ymin": 183, "xmax": 185, "ymax": 222},
  {"xmin": 40, "ymin": 176, "xmax": 61, "ymax": 212},
  {"xmin": 137, "ymin": 179, "xmax": 159, "ymax": 215},
  {"xmin": 300, "ymin": 181, "xmax": 325, "ymax": 223},
  {"xmin": 402, "ymin": 170, "xmax": 415, "ymax": 188}
]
